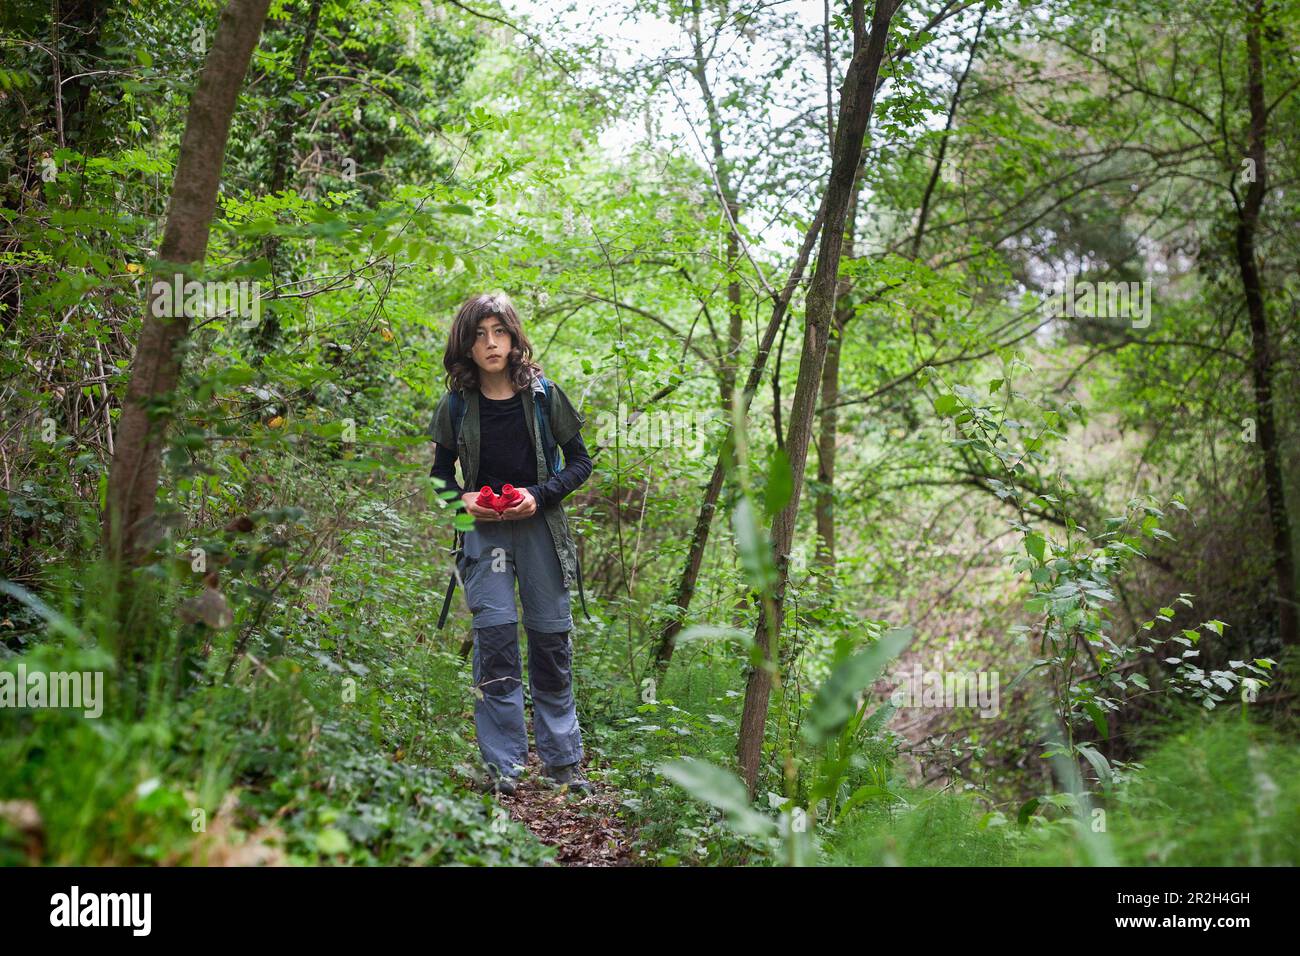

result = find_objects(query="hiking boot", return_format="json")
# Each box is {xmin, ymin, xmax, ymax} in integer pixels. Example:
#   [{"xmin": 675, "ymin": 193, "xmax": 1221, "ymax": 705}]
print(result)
[
  {"xmin": 541, "ymin": 762, "xmax": 593, "ymax": 795},
  {"xmin": 476, "ymin": 770, "xmax": 519, "ymax": 796}
]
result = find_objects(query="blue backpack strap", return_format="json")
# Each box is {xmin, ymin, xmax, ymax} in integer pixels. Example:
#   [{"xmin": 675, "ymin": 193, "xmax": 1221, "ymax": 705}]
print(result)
[
  {"xmin": 431, "ymin": 388, "xmax": 469, "ymax": 478},
  {"xmin": 534, "ymin": 377, "xmax": 561, "ymax": 477},
  {"xmin": 449, "ymin": 387, "xmax": 468, "ymax": 447}
]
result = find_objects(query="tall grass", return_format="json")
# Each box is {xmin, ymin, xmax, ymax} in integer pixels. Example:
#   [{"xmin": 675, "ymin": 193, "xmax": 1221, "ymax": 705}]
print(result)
[{"xmin": 824, "ymin": 707, "xmax": 1299, "ymax": 866}]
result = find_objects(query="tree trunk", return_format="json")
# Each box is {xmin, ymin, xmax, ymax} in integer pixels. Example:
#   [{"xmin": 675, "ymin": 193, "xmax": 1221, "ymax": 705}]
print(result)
[
  {"xmin": 103, "ymin": 0, "xmax": 273, "ymax": 566},
  {"xmin": 813, "ymin": 172, "xmax": 863, "ymax": 574},
  {"xmin": 811, "ymin": 14, "xmax": 979, "ymax": 583},
  {"xmin": 1235, "ymin": 0, "xmax": 1297, "ymax": 647},
  {"xmin": 736, "ymin": 0, "xmax": 898, "ymax": 797},
  {"xmin": 813, "ymin": 310, "xmax": 845, "ymax": 563},
  {"xmin": 650, "ymin": 3, "xmax": 832, "ymax": 675},
  {"xmin": 650, "ymin": 199, "xmax": 826, "ymax": 672}
]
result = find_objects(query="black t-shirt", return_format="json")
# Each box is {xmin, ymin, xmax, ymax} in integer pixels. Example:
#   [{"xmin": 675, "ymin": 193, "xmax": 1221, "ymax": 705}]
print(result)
[{"xmin": 475, "ymin": 390, "xmax": 538, "ymax": 493}]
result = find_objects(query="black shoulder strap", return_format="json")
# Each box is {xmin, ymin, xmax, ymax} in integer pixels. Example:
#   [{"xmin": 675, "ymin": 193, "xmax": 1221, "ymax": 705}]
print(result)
[{"xmin": 437, "ymin": 388, "xmax": 470, "ymax": 630}]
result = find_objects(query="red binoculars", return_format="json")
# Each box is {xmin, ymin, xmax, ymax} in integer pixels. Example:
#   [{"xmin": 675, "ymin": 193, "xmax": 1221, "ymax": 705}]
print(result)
[{"xmin": 474, "ymin": 484, "xmax": 523, "ymax": 514}]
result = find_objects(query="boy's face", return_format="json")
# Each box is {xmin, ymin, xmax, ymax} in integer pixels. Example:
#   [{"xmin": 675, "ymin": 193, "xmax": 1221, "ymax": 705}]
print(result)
[{"xmin": 471, "ymin": 315, "xmax": 513, "ymax": 373}]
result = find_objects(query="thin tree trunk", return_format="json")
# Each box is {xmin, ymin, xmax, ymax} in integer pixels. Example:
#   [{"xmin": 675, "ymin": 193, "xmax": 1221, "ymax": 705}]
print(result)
[
  {"xmin": 813, "ymin": 310, "xmax": 845, "ymax": 569},
  {"xmin": 650, "ymin": 199, "xmax": 826, "ymax": 672},
  {"xmin": 813, "ymin": 13, "xmax": 981, "ymax": 601},
  {"xmin": 651, "ymin": 0, "xmax": 963, "ymax": 676},
  {"xmin": 812, "ymin": 17, "xmax": 982, "ymax": 579},
  {"xmin": 910, "ymin": 9, "xmax": 983, "ymax": 260},
  {"xmin": 691, "ymin": 0, "xmax": 750, "ymax": 633},
  {"xmin": 265, "ymin": 0, "xmax": 322, "ymax": 202},
  {"xmin": 736, "ymin": 0, "xmax": 898, "ymax": 797},
  {"xmin": 651, "ymin": 0, "xmax": 832, "ymax": 673},
  {"xmin": 723, "ymin": 223, "xmax": 743, "ymax": 404},
  {"xmin": 1235, "ymin": 0, "xmax": 1297, "ymax": 647},
  {"xmin": 813, "ymin": 166, "xmax": 863, "ymax": 574},
  {"xmin": 688, "ymin": 0, "xmax": 744, "ymax": 407},
  {"xmin": 2, "ymin": 0, "xmax": 110, "ymax": 336},
  {"xmin": 812, "ymin": 0, "xmax": 853, "ymax": 579},
  {"xmin": 104, "ymin": 0, "xmax": 273, "ymax": 566}
]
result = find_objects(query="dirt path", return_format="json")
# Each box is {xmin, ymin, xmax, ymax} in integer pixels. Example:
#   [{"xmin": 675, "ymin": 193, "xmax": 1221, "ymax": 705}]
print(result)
[{"xmin": 494, "ymin": 755, "xmax": 638, "ymax": 866}]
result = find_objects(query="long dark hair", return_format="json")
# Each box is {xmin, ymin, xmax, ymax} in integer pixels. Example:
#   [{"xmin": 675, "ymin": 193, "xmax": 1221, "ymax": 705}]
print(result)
[{"xmin": 442, "ymin": 292, "xmax": 542, "ymax": 393}]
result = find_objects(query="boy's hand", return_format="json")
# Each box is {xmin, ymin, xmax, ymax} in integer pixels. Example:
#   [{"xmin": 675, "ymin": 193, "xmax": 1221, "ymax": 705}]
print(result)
[
  {"xmin": 462, "ymin": 491, "xmax": 501, "ymax": 520},
  {"xmin": 502, "ymin": 488, "xmax": 537, "ymax": 519}
]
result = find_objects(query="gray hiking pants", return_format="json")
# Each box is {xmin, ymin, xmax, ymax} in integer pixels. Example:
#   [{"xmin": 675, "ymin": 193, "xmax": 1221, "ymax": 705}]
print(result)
[{"xmin": 458, "ymin": 512, "xmax": 583, "ymax": 778}]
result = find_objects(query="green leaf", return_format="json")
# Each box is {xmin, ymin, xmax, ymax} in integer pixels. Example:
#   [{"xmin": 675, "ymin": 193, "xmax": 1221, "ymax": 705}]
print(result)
[
  {"xmin": 316, "ymin": 828, "xmax": 351, "ymax": 855},
  {"xmin": 802, "ymin": 626, "xmax": 913, "ymax": 744},
  {"xmin": 732, "ymin": 497, "xmax": 776, "ymax": 592},
  {"xmin": 934, "ymin": 393, "xmax": 960, "ymax": 416},
  {"xmin": 1082, "ymin": 700, "xmax": 1109, "ymax": 739},
  {"xmin": 657, "ymin": 758, "xmax": 776, "ymax": 837},
  {"xmin": 675, "ymin": 624, "xmax": 755, "ymax": 651},
  {"xmin": 762, "ymin": 447, "xmax": 793, "ymax": 520},
  {"xmin": 838, "ymin": 784, "xmax": 894, "ymax": 819},
  {"xmin": 1016, "ymin": 797, "xmax": 1040, "ymax": 826},
  {"xmin": 1075, "ymin": 743, "xmax": 1113, "ymax": 788}
]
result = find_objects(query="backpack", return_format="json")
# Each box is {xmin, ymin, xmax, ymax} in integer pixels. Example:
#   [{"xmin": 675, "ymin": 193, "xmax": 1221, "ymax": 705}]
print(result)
[{"xmin": 435, "ymin": 376, "xmax": 591, "ymax": 628}]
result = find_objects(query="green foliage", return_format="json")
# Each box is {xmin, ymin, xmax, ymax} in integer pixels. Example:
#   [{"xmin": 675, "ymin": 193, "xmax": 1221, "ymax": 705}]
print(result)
[
  {"xmin": 826, "ymin": 710, "xmax": 1299, "ymax": 867},
  {"xmin": 928, "ymin": 365, "xmax": 1278, "ymax": 807},
  {"xmin": 3, "ymin": 0, "xmax": 1297, "ymax": 869}
]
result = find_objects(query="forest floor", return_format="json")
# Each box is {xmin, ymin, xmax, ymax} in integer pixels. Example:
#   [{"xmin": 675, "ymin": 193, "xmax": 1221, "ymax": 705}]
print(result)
[{"xmin": 493, "ymin": 754, "xmax": 637, "ymax": 866}]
